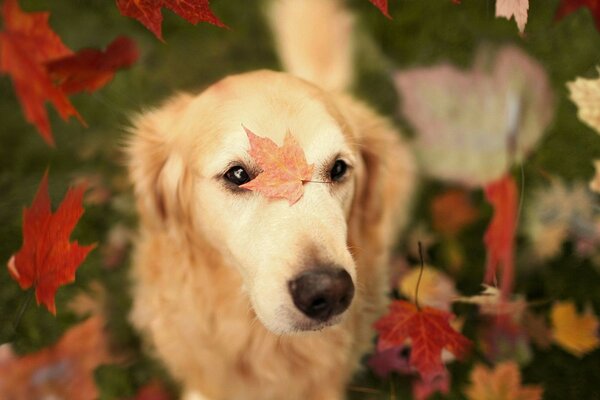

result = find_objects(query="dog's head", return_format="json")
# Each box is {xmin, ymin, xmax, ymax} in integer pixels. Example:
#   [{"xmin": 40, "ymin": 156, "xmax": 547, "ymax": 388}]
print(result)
[{"xmin": 128, "ymin": 70, "xmax": 413, "ymax": 334}]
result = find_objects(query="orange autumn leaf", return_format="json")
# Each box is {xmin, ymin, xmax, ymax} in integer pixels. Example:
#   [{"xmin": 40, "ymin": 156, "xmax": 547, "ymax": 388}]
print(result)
[
  {"xmin": 374, "ymin": 300, "xmax": 471, "ymax": 383},
  {"xmin": 7, "ymin": 171, "xmax": 96, "ymax": 315},
  {"xmin": 0, "ymin": 0, "xmax": 82, "ymax": 146},
  {"xmin": 551, "ymin": 301, "xmax": 600, "ymax": 357},
  {"xmin": 483, "ymin": 174, "xmax": 518, "ymax": 297},
  {"xmin": 0, "ymin": 317, "xmax": 116, "ymax": 400},
  {"xmin": 241, "ymin": 126, "xmax": 315, "ymax": 205},
  {"xmin": 47, "ymin": 36, "xmax": 139, "ymax": 94},
  {"xmin": 116, "ymin": 0, "xmax": 226, "ymax": 41},
  {"xmin": 465, "ymin": 361, "xmax": 543, "ymax": 400},
  {"xmin": 431, "ymin": 189, "xmax": 479, "ymax": 236}
]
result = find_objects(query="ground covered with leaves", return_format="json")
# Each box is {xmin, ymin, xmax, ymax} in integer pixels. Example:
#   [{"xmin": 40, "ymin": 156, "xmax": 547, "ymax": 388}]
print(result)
[{"xmin": 1, "ymin": 0, "xmax": 600, "ymax": 399}]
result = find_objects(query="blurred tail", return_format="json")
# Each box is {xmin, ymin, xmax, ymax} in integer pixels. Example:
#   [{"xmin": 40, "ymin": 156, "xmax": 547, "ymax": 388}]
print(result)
[{"xmin": 268, "ymin": 0, "xmax": 355, "ymax": 92}]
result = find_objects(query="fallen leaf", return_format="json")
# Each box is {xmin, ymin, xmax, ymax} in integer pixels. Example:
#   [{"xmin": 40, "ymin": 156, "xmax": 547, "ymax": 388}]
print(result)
[
  {"xmin": 7, "ymin": 171, "xmax": 96, "ymax": 314},
  {"xmin": 0, "ymin": 0, "xmax": 82, "ymax": 146},
  {"xmin": 483, "ymin": 174, "xmax": 518, "ymax": 297},
  {"xmin": 46, "ymin": 36, "xmax": 138, "ymax": 94},
  {"xmin": 465, "ymin": 361, "xmax": 543, "ymax": 400},
  {"xmin": 496, "ymin": 0, "xmax": 530, "ymax": 34},
  {"xmin": 0, "ymin": 317, "xmax": 116, "ymax": 400},
  {"xmin": 413, "ymin": 369, "xmax": 450, "ymax": 400},
  {"xmin": 525, "ymin": 179, "xmax": 600, "ymax": 261},
  {"xmin": 399, "ymin": 265, "xmax": 458, "ymax": 311},
  {"xmin": 556, "ymin": 0, "xmax": 600, "ymax": 31},
  {"xmin": 455, "ymin": 285, "xmax": 526, "ymax": 319},
  {"xmin": 567, "ymin": 68, "xmax": 600, "ymax": 134},
  {"xmin": 431, "ymin": 189, "xmax": 479, "ymax": 236},
  {"xmin": 241, "ymin": 126, "xmax": 314, "ymax": 205},
  {"xmin": 374, "ymin": 300, "xmax": 471, "ymax": 383},
  {"xmin": 395, "ymin": 46, "xmax": 553, "ymax": 187},
  {"xmin": 116, "ymin": 0, "xmax": 226, "ymax": 40},
  {"xmin": 368, "ymin": 0, "xmax": 390, "ymax": 18},
  {"xmin": 590, "ymin": 160, "xmax": 600, "ymax": 192},
  {"xmin": 551, "ymin": 301, "xmax": 600, "ymax": 357}
]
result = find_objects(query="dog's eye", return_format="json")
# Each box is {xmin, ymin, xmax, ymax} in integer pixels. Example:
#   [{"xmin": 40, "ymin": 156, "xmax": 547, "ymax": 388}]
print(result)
[
  {"xmin": 224, "ymin": 166, "xmax": 251, "ymax": 185},
  {"xmin": 330, "ymin": 160, "xmax": 348, "ymax": 182}
]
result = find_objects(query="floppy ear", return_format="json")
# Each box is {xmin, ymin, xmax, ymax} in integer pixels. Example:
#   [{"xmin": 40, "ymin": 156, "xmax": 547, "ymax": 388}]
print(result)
[
  {"xmin": 335, "ymin": 95, "xmax": 416, "ymax": 273},
  {"xmin": 126, "ymin": 93, "xmax": 195, "ymax": 232}
]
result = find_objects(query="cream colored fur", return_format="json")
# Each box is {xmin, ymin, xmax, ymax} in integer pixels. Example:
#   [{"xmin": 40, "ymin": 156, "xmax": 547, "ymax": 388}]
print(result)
[{"xmin": 127, "ymin": 1, "xmax": 415, "ymax": 399}]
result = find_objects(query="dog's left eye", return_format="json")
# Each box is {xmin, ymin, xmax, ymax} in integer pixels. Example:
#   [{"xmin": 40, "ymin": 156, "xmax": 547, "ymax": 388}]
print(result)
[
  {"xmin": 330, "ymin": 160, "xmax": 348, "ymax": 182},
  {"xmin": 224, "ymin": 166, "xmax": 251, "ymax": 185}
]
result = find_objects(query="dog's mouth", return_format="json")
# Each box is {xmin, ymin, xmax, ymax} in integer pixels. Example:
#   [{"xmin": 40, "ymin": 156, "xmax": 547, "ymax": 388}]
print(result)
[{"xmin": 288, "ymin": 313, "xmax": 345, "ymax": 333}]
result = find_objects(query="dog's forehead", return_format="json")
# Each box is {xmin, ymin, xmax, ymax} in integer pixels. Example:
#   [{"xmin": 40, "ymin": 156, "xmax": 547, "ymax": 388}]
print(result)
[{"xmin": 194, "ymin": 73, "xmax": 353, "ymax": 173}]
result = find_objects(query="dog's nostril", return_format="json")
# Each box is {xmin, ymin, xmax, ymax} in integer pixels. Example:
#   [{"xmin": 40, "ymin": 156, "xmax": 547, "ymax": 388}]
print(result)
[{"xmin": 288, "ymin": 267, "xmax": 354, "ymax": 321}]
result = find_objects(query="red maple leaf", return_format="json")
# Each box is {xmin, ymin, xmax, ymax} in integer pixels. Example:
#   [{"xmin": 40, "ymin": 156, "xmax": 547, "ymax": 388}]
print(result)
[
  {"xmin": 0, "ymin": 0, "xmax": 82, "ymax": 146},
  {"xmin": 374, "ymin": 300, "xmax": 471, "ymax": 383},
  {"xmin": 7, "ymin": 171, "xmax": 96, "ymax": 315},
  {"xmin": 368, "ymin": 0, "xmax": 391, "ymax": 18},
  {"xmin": 116, "ymin": 0, "xmax": 226, "ymax": 40},
  {"xmin": 483, "ymin": 174, "xmax": 518, "ymax": 297},
  {"xmin": 240, "ymin": 126, "xmax": 315, "ymax": 205},
  {"xmin": 0, "ymin": 0, "xmax": 138, "ymax": 146},
  {"xmin": 47, "ymin": 36, "xmax": 139, "ymax": 94},
  {"xmin": 556, "ymin": 0, "xmax": 600, "ymax": 30}
]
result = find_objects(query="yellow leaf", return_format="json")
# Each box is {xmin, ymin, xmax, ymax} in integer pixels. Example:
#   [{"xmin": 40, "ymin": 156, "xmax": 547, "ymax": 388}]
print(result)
[
  {"xmin": 465, "ymin": 361, "xmax": 543, "ymax": 400},
  {"xmin": 567, "ymin": 69, "xmax": 600, "ymax": 135},
  {"xmin": 399, "ymin": 265, "xmax": 457, "ymax": 311},
  {"xmin": 551, "ymin": 301, "xmax": 600, "ymax": 357}
]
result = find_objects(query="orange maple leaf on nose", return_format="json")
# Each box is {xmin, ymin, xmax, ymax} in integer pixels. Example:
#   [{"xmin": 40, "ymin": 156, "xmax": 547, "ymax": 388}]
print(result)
[
  {"xmin": 241, "ymin": 126, "xmax": 314, "ymax": 205},
  {"xmin": 7, "ymin": 171, "xmax": 96, "ymax": 315}
]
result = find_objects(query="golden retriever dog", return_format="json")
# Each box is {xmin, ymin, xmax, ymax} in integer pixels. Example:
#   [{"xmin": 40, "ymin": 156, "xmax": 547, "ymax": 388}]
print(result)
[{"xmin": 126, "ymin": 0, "xmax": 415, "ymax": 399}]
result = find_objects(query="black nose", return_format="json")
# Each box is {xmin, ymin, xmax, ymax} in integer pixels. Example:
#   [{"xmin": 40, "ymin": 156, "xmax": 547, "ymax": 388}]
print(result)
[{"xmin": 288, "ymin": 267, "xmax": 354, "ymax": 321}]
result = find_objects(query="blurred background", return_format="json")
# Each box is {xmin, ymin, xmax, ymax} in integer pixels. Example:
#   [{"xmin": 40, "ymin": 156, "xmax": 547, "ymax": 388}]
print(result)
[{"xmin": 1, "ymin": 0, "xmax": 599, "ymax": 398}]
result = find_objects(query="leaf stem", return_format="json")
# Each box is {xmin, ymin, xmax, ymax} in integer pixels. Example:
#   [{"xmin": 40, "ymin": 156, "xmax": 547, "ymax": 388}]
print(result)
[
  {"xmin": 415, "ymin": 241, "xmax": 425, "ymax": 311},
  {"xmin": 12, "ymin": 289, "xmax": 34, "ymax": 333}
]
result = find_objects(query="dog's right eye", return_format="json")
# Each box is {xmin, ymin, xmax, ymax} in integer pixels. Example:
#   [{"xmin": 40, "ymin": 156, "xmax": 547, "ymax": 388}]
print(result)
[{"xmin": 224, "ymin": 166, "xmax": 251, "ymax": 186}]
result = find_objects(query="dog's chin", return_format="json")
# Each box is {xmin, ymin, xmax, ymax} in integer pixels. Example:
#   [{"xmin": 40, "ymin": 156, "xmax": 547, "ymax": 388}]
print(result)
[{"xmin": 254, "ymin": 306, "xmax": 346, "ymax": 335}]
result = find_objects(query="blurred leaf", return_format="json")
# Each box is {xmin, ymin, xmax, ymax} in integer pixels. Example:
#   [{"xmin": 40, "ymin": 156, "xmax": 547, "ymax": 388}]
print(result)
[
  {"xmin": 0, "ymin": 317, "xmax": 117, "ymax": 400},
  {"xmin": 431, "ymin": 189, "xmax": 479, "ymax": 236},
  {"xmin": 551, "ymin": 301, "xmax": 600, "ymax": 357},
  {"xmin": 567, "ymin": 67, "xmax": 600, "ymax": 134},
  {"xmin": 465, "ymin": 361, "xmax": 542, "ymax": 400},
  {"xmin": 399, "ymin": 265, "xmax": 458, "ymax": 311},
  {"xmin": 395, "ymin": 46, "xmax": 553, "ymax": 187}
]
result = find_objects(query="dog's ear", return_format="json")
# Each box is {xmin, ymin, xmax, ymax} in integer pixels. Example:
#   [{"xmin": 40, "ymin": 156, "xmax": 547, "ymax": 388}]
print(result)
[
  {"xmin": 338, "ymin": 96, "xmax": 416, "ymax": 265},
  {"xmin": 126, "ymin": 93, "xmax": 195, "ymax": 232}
]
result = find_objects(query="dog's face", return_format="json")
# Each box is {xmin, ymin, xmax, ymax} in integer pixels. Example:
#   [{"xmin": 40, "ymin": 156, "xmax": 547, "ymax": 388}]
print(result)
[
  {"xmin": 130, "ymin": 71, "xmax": 385, "ymax": 334},
  {"xmin": 190, "ymin": 72, "xmax": 360, "ymax": 334}
]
